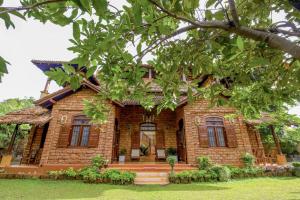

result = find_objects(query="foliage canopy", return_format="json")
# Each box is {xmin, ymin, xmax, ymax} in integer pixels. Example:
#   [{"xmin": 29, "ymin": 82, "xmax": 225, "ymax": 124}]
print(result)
[{"xmin": 0, "ymin": 0, "xmax": 300, "ymax": 120}]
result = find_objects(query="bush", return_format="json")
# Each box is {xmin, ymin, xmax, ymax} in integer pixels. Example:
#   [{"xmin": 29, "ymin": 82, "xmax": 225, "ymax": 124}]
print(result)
[
  {"xmin": 210, "ymin": 165, "xmax": 231, "ymax": 182},
  {"xmin": 292, "ymin": 162, "xmax": 300, "ymax": 167},
  {"xmin": 196, "ymin": 156, "xmax": 212, "ymax": 170},
  {"xmin": 169, "ymin": 171, "xmax": 192, "ymax": 184},
  {"xmin": 102, "ymin": 169, "xmax": 135, "ymax": 185},
  {"xmin": 241, "ymin": 153, "xmax": 256, "ymax": 168},
  {"xmin": 64, "ymin": 167, "xmax": 77, "ymax": 178},
  {"xmin": 91, "ymin": 155, "xmax": 107, "ymax": 170}
]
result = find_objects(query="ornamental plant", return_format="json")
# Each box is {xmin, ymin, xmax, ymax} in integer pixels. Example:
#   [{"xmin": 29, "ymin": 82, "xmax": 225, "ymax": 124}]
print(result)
[
  {"xmin": 196, "ymin": 156, "xmax": 213, "ymax": 170},
  {"xmin": 241, "ymin": 153, "xmax": 256, "ymax": 168},
  {"xmin": 167, "ymin": 156, "xmax": 177, "ymax": 174}
]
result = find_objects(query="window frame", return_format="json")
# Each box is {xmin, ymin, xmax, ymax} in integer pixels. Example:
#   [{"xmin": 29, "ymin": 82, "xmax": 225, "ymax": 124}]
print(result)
[
  {"xmin": 69, "ymin": 115, "xmax": 91, "ymax": 147},
  {"xmin": 206, "ymin": 117, "xmax": 227, "ymax": 147}
]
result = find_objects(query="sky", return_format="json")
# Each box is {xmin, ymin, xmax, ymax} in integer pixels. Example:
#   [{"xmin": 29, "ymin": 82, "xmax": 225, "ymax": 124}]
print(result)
[{"xmin": 0, "ymin": 0, "xmax": 299, "ymax": 116}]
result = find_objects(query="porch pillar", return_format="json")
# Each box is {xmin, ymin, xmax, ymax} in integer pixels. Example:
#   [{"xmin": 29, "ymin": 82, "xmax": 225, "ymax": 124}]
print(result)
[
  {"xmin": 0, "ymin": 124, "xmax": 19, "ymax": 167},
  {"xmin": 7, "ymin": 124, "xmax": 20, "ymax": 154},
  {"xmin": 269, "ymin": 125, "xmax": 286, "ymax": 165}
]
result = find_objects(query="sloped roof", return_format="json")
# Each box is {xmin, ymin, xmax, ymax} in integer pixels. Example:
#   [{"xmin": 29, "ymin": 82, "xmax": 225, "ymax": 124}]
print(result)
[
  {"xmin": 244, "ymin": 113, "xmax": 274, "ymax": 125},
  {"xmin": 35, "ymin": 79, "xmax": 124, "ymax": 108},
  {"xmin": 0, "ymin": 106, "xmax": 52, "ymax": 126}
]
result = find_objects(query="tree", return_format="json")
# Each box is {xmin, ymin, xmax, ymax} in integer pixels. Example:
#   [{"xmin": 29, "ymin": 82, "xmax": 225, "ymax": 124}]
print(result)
[
  {"xmin": 0, "ymin": 0, "xmax": 300, "ymax": 120},
  {"xmin": 0, "ymin": 98, "xmax": 34, "ymax": 148}
]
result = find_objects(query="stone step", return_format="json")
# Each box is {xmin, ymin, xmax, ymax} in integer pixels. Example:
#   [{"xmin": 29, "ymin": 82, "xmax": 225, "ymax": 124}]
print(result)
[
  {"xmin": 136, "ymin": 172, "xmax": 168, "ymax": 177},
  {"xmin": 134, "ymin": 172, "xmax": 170, "ymax": 185}
]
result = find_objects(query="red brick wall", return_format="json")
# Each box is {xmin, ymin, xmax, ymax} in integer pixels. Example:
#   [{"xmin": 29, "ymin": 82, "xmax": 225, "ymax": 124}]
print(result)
[
  {"xmin": 39, "ymin": 88, "xmax": 116, "ymax": 165},
  {"xmin": 183, "ymin": 99, "xmax": 253, "ymax": 166},
  {"xmin": 37, "ymin": 88, "xmax": 261, "ymax": 167}
]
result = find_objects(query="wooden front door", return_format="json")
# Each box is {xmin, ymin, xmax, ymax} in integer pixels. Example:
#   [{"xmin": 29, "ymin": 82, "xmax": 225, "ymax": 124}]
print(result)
[{"xmin": 176, "ymin": 119, "xmax": 187, "ymax": 162}]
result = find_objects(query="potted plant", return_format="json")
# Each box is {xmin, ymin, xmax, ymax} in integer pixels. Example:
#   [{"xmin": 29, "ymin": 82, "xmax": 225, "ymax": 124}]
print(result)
[
  {"xmin": 119, "ymin": 148, "xmax": 127, "ymax": 163},
  {"xmin": 166, "ymin": 147, "xmax": 178, "ymax": 162}
]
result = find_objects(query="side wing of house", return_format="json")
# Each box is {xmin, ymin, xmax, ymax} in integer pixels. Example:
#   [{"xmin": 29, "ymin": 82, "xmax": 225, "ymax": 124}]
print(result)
[{"xmin": 180, "ymin": 99, "xmax": 262, "ymax": 166}]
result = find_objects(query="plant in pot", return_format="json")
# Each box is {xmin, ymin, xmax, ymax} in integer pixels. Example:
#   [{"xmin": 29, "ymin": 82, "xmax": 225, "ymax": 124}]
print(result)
[
  {"xmin": 166, "ymin": 147, "xmax": 178, "ymax": 162},
  {"xmin": 119, "ymin": 148, "xmax": 127, "ymax": 163}
]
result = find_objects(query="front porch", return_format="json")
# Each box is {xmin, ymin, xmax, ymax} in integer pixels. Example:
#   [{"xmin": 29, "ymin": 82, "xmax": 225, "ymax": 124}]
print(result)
[{"xmin": 112, "ymin": 106, "xmax": 187, "ymax": 163}]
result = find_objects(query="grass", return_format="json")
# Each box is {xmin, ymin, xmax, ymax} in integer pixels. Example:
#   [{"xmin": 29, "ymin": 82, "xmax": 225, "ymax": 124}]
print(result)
[{"xmin": 0, "ymin": 177, "xmax": 299, "ymax": 200}]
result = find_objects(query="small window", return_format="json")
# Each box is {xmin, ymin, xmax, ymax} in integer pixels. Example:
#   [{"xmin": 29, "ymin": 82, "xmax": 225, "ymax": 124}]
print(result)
[
  {"xmin": 70, "ymin": 115, "xmax": 91, "ymax": 147},
  {"xmin": 206, "ymin": 117, "xmax": 226, "ymax": 147}
]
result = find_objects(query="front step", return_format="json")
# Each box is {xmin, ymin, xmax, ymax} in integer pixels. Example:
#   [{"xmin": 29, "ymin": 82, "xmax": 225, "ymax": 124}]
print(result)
[
  {"xmin": 134, "ymin": 172, "xmax": 169, "ymax": 185},
  {"xmin": 108, "ymin": 163, "xmax": 197, "ymax": 172}
]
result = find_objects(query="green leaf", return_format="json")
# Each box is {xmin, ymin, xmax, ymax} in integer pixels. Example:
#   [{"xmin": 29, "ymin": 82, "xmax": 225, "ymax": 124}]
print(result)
[
  {"xmin": 86, "ymin": 66, "xmax": 97, "ymax": 78},
  {"xmin": 0, "ymin": 56, "xmax": 9, "ymax": 74},
  {"xmin": 79, "ymin": 0, "xmax": 91, "ymax": 13},
  {"xmin": 236, "ymin": 36, "xmax": 244, "ymax": 51},
  {"xmin": 206, "ymin": 0, "xmax": 216, "ymax": 8},
  {"xmin": 132, "ymin": 3, "xmax": 142, "ymax": 27},
  {"xmin": 0, "ymin": 0, "xmax": 4, "ymax": 6},
  {"xmin": 73, "ymin": 22, "xmax": 80, "ymax": 41},
  {"xmin": 92, "ymin": 0, "xmax": 108, "ymax": 17},
  {"xmin": 10, "ymin": 11, "xmax": 26, "ymax": 20},
  {"xmin": 70, "ymin": 76, "xmax": 81, "ymax": 90}
]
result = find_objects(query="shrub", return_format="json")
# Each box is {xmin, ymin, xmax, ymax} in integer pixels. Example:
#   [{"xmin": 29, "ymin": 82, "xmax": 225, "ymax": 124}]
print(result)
[
  {"xmin": 102, "ymin": 169, "xmax": 135, "ymax": 185},
  {"xmin": 210, "ymin": 165, "xmax": 231, "ymax": 182},
  {"xmin": 91, "ymin": 155, "xmax": 107, "ymax": 170},
  {"xmin": 79, "ymin": 167, "xmax": 101, "ymax": 183},
  {"xmin": 191, "ymin": 170, "xmax": 207, "ymax": 182},
  {"xmin": 48, "ymin": 170, "xmax": 64, "ymax": 180},
  {"xmin": 64, "ymin": 167, "xmax": 77, "ymax": 178},
  {"xmin": 169, "ymin": 171, "xmax": 192, "ymax": 184},
  {"xmin": 241, "ymin": 153, "xmax": 256, "ymax": 168},
  {"xmin": 292, "ymin": 162, "xmax": 300, "ymax": 168},
  {"xmin": 196, "ymin": 156, "xmax": 212, "ymax": 170},
  {"xmin": 167, "ymin": 156, "xmax": 177, "ymax": 174}
]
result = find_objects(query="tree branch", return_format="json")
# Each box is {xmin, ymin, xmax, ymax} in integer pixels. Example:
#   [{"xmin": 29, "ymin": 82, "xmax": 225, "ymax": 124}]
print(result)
[
  {"xmin": 148, "ymin": 0, "xmax": 300, "ymax": 58},
  {"xmin": 137, "ymin": 25, "xmax": 198, "ymax": 61},
  {"xmin": 0, "ymin": 0, "xmax": 66, "ymax": 15},
  {"xmin": 227, "ymin": 0, "xmax": 239, "ymax": 26}
]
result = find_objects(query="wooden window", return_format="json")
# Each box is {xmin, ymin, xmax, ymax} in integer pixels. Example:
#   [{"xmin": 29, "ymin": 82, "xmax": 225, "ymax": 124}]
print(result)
[
  {"xmin": 70, "ymin": 115, "xmax": 91, "ymax": 147},
  {"xmin": 206, "ymin": 117, "xmax": 226, "ymax": 147}
]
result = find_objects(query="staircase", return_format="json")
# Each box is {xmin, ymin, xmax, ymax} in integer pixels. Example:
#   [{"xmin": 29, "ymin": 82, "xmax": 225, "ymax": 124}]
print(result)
[
  {"xmin": 108, "ymin": 163, "xmax": 197, "ymax": 185},
  {"xmin": 134, "ymin": 172, "xmax": 169, "ymax": 185}
]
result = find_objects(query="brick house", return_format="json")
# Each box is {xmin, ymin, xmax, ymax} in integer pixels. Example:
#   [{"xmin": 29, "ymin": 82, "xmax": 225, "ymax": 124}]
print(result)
[{"xmin": 0, "ymin": 60, "xmax": 285, "ymax": 171}]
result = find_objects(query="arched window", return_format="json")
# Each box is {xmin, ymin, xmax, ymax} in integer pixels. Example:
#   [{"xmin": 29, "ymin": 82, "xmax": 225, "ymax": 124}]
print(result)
[
  {"xmin": 70, "ymin": 115, "xmax": 91, "ymax": 147},
  {"xmin": 206, "ymin": 117, "xmax": 226, "ymax": 147}
]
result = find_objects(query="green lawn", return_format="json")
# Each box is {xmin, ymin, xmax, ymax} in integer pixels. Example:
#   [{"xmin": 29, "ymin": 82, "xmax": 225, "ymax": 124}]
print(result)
[{"xmin": 0, "ymin": 178, "xmax": 299, "ymax": 200}]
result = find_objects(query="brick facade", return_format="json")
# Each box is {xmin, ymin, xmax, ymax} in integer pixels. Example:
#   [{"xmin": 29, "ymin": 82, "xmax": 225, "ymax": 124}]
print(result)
[
  {"xmin": 182, "ymin": 99, "xmax": 253, "ymax": 166},
  {"xmin": 39, "ymin": 88, "xmax": 116, "ymax": 166},
  {"xmin": 22, "ymin": 88, "xmax": 263, "ymax": 167}
]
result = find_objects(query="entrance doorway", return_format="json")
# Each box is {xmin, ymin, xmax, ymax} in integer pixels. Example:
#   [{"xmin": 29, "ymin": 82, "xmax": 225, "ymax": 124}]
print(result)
[
  {"xmin": 176, "ymin": 119, "xmax": 187, "ymax": 162},
  {"xmin": 140, "ymin": 123, "xmax": 156, "ymax": 162}
]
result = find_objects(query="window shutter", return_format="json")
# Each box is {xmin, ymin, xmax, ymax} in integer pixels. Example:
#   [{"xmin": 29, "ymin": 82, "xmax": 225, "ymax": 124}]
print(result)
[
  {"xmin": 88, "ymin": 125, "xmax": 100, "ymax": 148},
  {"xmin": 131, "ymin": 131, "xmax": 140, "ymax": 149},
  {"xmin": 198, "ymin": 126, "xmax": 209, "ymax": 148},
  {"xmin": 225, "ymin": 125, "xmax": 238, "ymax": 148},
  {"xmin": 57, "ymin": 124, "xmax": 71, "ymax": 148}
]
